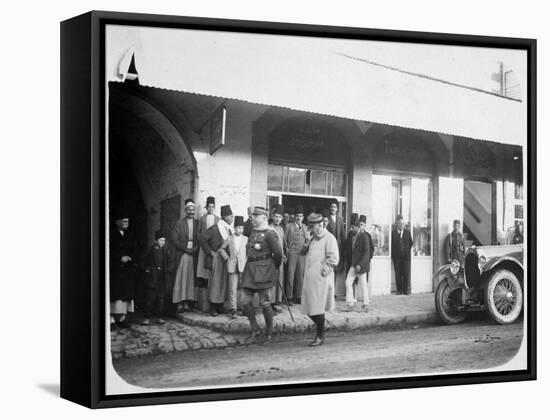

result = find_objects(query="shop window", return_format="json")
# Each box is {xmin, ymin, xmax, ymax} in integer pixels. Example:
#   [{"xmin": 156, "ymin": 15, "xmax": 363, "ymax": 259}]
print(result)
[
  {"xmin": 371, "ymin": 174, "xmax": 391, "ymax": 256},
  {"xmin": 514, "ymin": 204, "xmax": 523, "ymax": 220},
  {"xmin": 310, "ymin": 169, "xmax": 328, "ymax": 195},
  {"xmin": 267, "ymin": 164, "xmax": 283, "ymax": 191},
  {"xmin": 514, "ymin": 184, "xmax": 523, "ymax": 200},
  {"xmin": 287, "ymin": 167, "xmax": 306, "ymax": 193},
  {"xmin": 411, "ymin": 178, "xmax": 432, "ymax": 256},
  {"xmin": 331, "ymin": 171, "xmax": 346, "ymax": 197}
]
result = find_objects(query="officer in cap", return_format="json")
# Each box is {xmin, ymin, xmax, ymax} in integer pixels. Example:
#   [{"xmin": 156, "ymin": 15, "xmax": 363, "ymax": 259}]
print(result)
[{"xmin": 241, "ymin": 206, "xmax": 283, "ymax": 344}]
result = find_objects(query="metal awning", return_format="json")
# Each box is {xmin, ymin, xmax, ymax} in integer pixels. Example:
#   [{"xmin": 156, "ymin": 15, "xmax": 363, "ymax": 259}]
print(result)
[{"xmin": 106, "ymin": 25, "xmax": 526, "ymax": 147}]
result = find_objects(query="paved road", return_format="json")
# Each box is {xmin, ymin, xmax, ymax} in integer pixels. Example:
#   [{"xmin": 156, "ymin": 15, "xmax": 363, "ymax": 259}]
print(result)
[{"xmin": 113, "ymin": 320, "xmax": 523, "ymax": 390}]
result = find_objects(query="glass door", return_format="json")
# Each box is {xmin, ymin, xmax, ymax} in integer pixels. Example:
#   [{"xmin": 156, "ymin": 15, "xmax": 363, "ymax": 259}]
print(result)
[{"xmin": 410, "ymin": 178, "xmax": 433, "ymax": 293}]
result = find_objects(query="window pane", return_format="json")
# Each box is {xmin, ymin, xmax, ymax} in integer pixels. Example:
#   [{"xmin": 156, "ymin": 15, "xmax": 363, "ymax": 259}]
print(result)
[
  {"xmin": 371, "ymin": 174, "xmax": 391, "ymax": 256},
  {"xmin": 287, "ymin": 167, "xmax": 306, "ymax": 193},
  {"xmin": 267, "ymin": 164, "xmax": 283, "ymax": 191},
  {"xmin": 514, "ymin": 204, "xmax": 523, "ymax": 219},
  {"xmin": 411, "ymin": 178, "xmax": 432, "ymax": 256},
  {"xmin": 514, "ymin": 183, "xmax": 523, "ymax": 200},
  {"xmin": 310, "ymin": 170, "xmax": 328, "ymax": 195},
  {"xmin": 332, "ymin": 171, "xmax": 346, "ymax": 196}
]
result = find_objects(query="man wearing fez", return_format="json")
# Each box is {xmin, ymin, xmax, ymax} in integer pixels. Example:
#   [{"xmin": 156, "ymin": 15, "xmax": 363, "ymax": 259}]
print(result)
[
  {"xmin": 391, "ymin": 215, "xmax": 413, "ymax": 295},
  {"xmin": 326, "ymin": 200, "xmax": 346, "ymax": 273},
  {"xmin": 321, "ymin": 208, "xmax": 330, "ymax": 228},
  {"xmin": 199, "ymin": 204, "xmax": 233, "ymax": 316},
  {"xmin": 241, "ymin": 207, "xmax": 283, "ymax": 345},
  {"xmin": 110, "ymin": 209, "xmax": 138, "ymax": 329},
  {"xmin": 172, "ymin": 199, "xmax": 200, "ymax": 312},
  {"xmin": 343, "ymin": 214, "xmax": 371, "ymax": 312},
  {"xmin": 142, "ymin": 230, "xmax": 174, "ymax": 325},
  {"xmin": 445, "ymin": 219, "xmax": 466, "ymax": 264},
  {"xmin": 196, "ymin": 196, "xmax": 220, "ymax": 288},
  {"xmin": 269, "ymin": 204, "xmax": 287, "ymax": 311},
  {"xmin": 302, "ymin": 213, "xmax": 339, "ymax": 346}
]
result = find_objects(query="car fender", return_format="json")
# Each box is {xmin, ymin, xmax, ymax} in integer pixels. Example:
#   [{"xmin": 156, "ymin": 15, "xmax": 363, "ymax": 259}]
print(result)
[
  {"xmin": 433, "ymin": 265, "xmax": 465, "ymax": 292},
  {"xmin": 483, "ymin": 255, "xmax": 524, "ymax": 273}
]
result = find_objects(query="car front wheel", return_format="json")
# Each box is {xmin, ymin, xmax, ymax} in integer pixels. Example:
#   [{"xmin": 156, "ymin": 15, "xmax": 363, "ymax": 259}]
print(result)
[
  {"xmin": 485, "ymin": 269, "xmax": 523, "ymax": 325},
  {"xmin": 435, "ymin": 279, "xmax": 467, "ymax": 324}
]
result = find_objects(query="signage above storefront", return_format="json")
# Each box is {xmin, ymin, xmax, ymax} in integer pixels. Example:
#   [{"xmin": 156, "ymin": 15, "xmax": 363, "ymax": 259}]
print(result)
[{"xmin": 209, "ymin": 106, "xmax": 226, "ymax": 155}]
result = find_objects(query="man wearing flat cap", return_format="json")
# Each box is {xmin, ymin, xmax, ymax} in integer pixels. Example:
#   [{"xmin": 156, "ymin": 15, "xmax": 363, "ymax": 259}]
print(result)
[
  {"xmin": 109, "ymin": 208, "xmax": 138, "ymax": 329},
  {"xmin": 302, "ymin": 213, "xmax": 339, "ymax": 346},
  {"xmin": 196, "ymin": 196, "xmax": 220, "ymax": 291},
  {"xmin": 199, "ymin": 204, "xmax": 233, "ymax": 316},
  {"xmin": 285, "ymin": 204, "xmax": 309, "ymax": 304},
  {"xmin": 241, "ymin": 207, "xmax": 283, "ymax": 344},
  {"xmin": 172, "ymin": 198, "xmax": 199, "ymax": 312},
  {"xmin": 269, "ymin": 204, "xmax": 287, "ymax": 310},
  {"xmin": 445, "ymin": 219, "xmax": 466, "ymax": 264}
]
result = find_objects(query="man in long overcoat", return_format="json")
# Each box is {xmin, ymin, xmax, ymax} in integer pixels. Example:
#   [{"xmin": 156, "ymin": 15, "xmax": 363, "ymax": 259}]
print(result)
[
  {"xmin": 110, "ymin": 211, "xmax": 138, "ymax": 329},
  {"xmin": 391, "ymin": 215, "xmax": 413, "ymax": 295},
  {"xmin": 302, "ymin": 213, "xmax": 339, "ymax": 347},
  {"xmin": 172, "ymin": 199, "xmax": 200, "ymax": 312}
]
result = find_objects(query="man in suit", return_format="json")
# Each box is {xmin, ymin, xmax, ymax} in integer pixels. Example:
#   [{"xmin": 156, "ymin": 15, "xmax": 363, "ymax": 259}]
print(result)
[
  {"xmin": 326, "ymin": 200, "xmax": 346, "ymax": 273},
  {"xmin": 171, "ymin": 199, "xmax": 200, "ymax": 312},
  {"xmin": 269, "ymin": 204, "xmax": 287, "ymax": 311},
  {"xmin": 227, "ymin": 215, "xmax": 248, "ymax": 319},
  {"xmin": 284, "ymin": 204, "xmax": 309, "ymax": 304},
  {"xmin": 343, "ymin": 213, "xmax": 371, "ymax": 312},
  {"xmin": 243, "ymin": 206, "xmax": 255, "ymax": 238},
  {"xmin": 445, "ymin": 219, "xmax": 466, "ymax": 263},
  {"xmin": 391, "ymin": 215, "xmax": 413, "ymax": 295}
]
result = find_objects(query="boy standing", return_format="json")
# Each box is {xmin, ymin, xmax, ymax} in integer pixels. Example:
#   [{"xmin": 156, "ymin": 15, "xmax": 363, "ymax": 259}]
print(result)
[
  {"xmin": 142, "ymin": 230, "xmax": 174, "ymax": 325},
  {"xmin": 227, "ymin": 216, "xmax": 248, "ymax": 319}
]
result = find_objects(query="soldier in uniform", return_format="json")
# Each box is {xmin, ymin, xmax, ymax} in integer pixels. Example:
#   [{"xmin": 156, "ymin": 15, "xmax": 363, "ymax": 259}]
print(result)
[{"xmin": 241, "ymin": 207, "xmax": 283, "ymax": 345}]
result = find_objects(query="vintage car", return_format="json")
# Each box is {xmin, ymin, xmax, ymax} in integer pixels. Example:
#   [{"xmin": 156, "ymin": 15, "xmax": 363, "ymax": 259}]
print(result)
[{"xmin": 434, "ymin": 240, "xmax": 524, "ymax": 325}]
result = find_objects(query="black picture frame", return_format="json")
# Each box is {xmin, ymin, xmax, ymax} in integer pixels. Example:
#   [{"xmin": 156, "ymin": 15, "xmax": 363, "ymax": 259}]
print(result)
[{"xmin": 60, "ymin": 10, "xmax": 537, "ymax": 409}]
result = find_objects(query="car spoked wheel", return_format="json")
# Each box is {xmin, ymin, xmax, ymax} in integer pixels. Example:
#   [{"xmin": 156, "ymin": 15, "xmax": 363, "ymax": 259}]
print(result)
[
  {"xmin": 435, "ymin": 280, "xmax": 467, "ymax": 324},
  {"xmin": 485, "ymin": 269, "xmax": 523, "ymax": 325}
]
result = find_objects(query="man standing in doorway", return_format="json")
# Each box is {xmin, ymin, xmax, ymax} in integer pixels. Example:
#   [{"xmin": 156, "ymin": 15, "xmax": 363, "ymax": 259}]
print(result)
[
  {"xmin": 172, "ymin": 199, "xmax": 199, "ymax": 312},
  {"xmin": 391, "ymin": 215, "xmax": 413, "ymax": 295},
  {"xmin": 445, "ymin": 219, "xmax": 466, "ymax": 264},
  {"xmin": 326, "ymin": 200, "xmax": 346, "ymax": 274},
  {"xmin": 241, "ymin": 207, "xmax": 283, "ymax": 345},
  {"xmin": 243, "ymin": 206, "xmax": 255, "ymax": 238},
  {"xmin": 285, "ymin": 204, "xmax": 309, "ymax": 304}
]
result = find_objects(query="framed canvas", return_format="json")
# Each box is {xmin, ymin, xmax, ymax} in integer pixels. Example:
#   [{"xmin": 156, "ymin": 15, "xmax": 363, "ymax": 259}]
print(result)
[{"xmin": 60, "ymin": 10, "xmax": 536, "ymax": 408}]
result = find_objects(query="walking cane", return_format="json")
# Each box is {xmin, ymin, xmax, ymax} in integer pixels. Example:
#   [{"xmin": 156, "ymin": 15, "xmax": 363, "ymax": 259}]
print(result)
[{"xmin": 275, "ymin": 268, "xmax": 295, "ymax": 323}]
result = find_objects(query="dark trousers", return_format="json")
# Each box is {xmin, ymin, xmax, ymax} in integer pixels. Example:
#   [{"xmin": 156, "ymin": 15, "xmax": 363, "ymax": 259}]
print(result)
[
  {"xmin": 144, "ymin": 287, "xmax": 165, "ymax": 318},
  {"xmin": 393, "ymin": 257, "xmax": 410, "ymax": 294}
]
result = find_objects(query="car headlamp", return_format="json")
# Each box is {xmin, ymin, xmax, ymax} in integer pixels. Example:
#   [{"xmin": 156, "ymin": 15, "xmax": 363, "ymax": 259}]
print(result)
[
  {"xmin": 478, "ymin": 254, "xmax": 487, "ymax": 269},
  {"xmin": 450, "ymin": 259, "xmax": 460, "ymax": 275}
]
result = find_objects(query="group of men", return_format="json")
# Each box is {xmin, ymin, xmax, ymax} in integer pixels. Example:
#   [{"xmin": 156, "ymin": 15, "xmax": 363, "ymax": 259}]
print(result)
[{"xmin": 109, "ymin": 195, "xmax": 467, "ymax": 345}]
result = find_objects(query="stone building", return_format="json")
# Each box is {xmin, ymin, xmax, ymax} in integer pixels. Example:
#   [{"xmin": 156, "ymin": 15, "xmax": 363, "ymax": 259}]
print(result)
[{"xmin": 106, "ymin": 25, "xmax": 525, "ymax": 297}]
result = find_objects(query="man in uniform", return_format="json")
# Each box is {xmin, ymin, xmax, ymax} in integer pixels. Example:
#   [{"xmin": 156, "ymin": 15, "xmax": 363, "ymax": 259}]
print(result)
[{"xmin": 241, "ymin": 207, "xmax": 283, "ymax": 345}]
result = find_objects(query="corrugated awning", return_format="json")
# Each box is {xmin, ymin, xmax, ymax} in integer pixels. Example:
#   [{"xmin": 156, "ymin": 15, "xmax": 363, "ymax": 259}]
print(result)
[{"xmin": 106, "ymin": 25, "xmax": 526, "ymax": 147}]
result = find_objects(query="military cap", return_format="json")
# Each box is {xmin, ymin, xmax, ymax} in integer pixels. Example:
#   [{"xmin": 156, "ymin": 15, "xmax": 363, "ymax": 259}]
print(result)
[{"xmin": 252, "ymin": 206, "xmax": 269, "ymax": 216}]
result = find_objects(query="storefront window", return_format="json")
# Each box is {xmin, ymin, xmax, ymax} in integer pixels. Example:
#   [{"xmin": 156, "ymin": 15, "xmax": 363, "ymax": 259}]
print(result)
[
  {"xmin": 267, "ymin": 164, "xmax": 283, "ymax": 191},
  {"xmin": 411, "ymin": 178, "xmax": 432, "ymax": 256},
  {"xmin": 331, "ymin": 171, "xmax": 346, "ymax": 197},
  {"xmin": 310, "ymin": 169, "xmax": 328, "ymax": 195},
  {"xmin": 287, "ymin": 167, "xmax": 306, "ymax": 193},
  {"xmin": 371, "ymin": 174, "xmax": 391, "ymax": 256}
]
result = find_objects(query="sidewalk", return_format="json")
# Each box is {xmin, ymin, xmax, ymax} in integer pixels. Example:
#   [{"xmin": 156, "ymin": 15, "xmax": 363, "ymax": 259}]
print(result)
[
  {"xmin": 178, "ymin": 293, "xmax": 438, "ymax": 335},
  {"xmin": 111, "ymin": 293, "xmax": 438, "ymax": 360}
]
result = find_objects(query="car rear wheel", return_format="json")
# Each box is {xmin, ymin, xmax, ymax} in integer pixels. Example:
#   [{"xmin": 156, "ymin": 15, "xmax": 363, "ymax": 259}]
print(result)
[
  {"xmin": 485, "ymin": 269, "xmax": 523, "ymax": 325},
  {"xmin": 435, "ymin": 279, "xmax": 467, "ymax": 324}
]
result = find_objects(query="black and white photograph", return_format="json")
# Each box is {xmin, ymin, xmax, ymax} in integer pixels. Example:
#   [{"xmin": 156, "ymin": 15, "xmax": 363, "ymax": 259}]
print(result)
[{"xmin": 103, "ymin": 20, "xmax": 530, "ymax": 396}]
